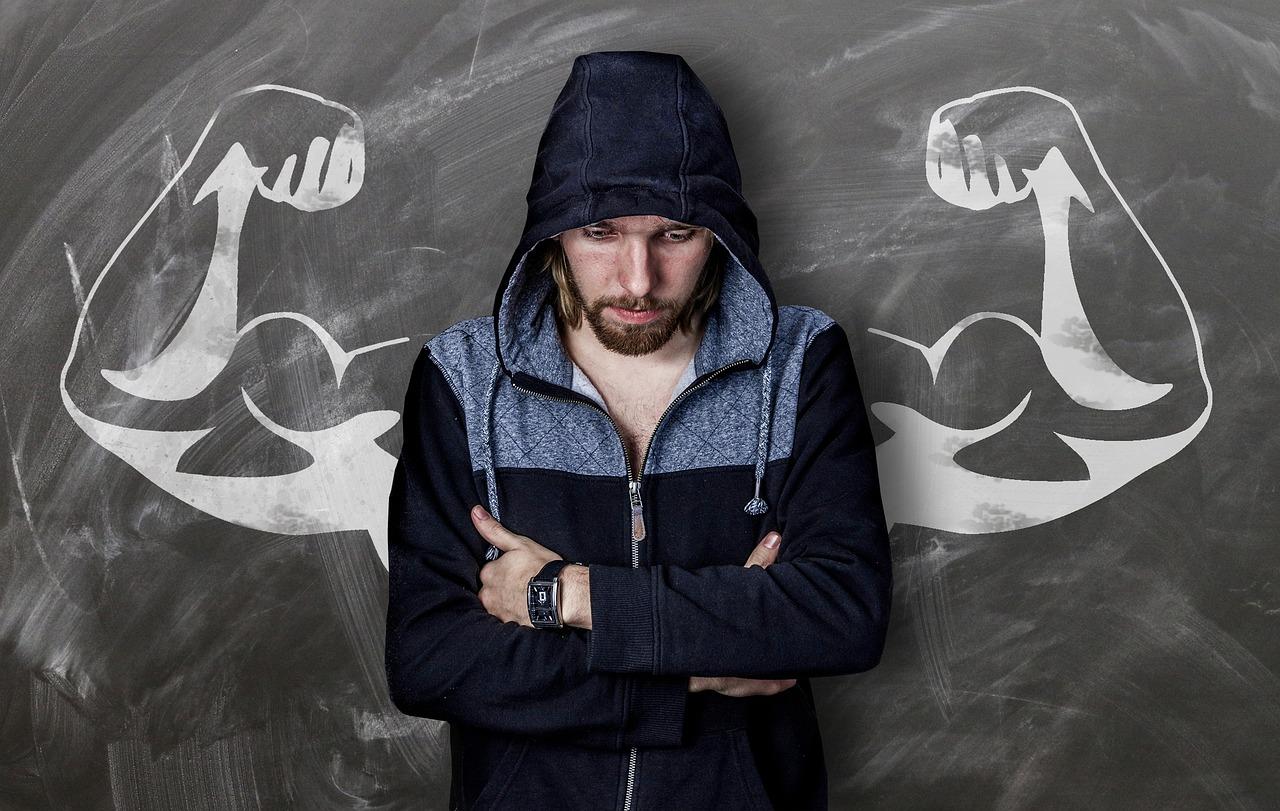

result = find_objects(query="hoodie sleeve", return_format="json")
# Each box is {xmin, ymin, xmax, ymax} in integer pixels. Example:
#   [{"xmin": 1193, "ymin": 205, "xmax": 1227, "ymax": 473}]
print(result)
[
  {"xmin": 585, "ymin": 321, "xmax": 893, "ymax": 679},
  {"xmin": 384, "ymin": 346, "xmax": 690, "ymax": 749}
]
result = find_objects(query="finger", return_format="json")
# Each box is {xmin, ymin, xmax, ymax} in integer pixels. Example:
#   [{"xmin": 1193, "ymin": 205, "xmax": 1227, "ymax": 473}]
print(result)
[
  {"xmin": 926, "ymin": 117, "xmax": 967, "ymax": 205},
  {"xmin": 321, "ymin": 122, "xmax": 365, "ymax": 200},
  {"xmin": 298, "ymin": 135, "xmax": 330, "ymax": 193},
  {"xmin": 993, "ymin": 154, "xmax": 1017, "ymax": 201},
  {"xmin": 743, "ymin": 531, "xmax": 781, "ymax": 568},
  {"xmin": 936, "ymin": 119, "xmax": 964, "ymax": 189},
  {"xmin": 470, "ymin": 504, "xmax": 520, "ymax": 550},
  {"xmin": 961, "ymin": 133, "xmax": 989, "ymax": 194},
  {"xmin": 925, "ymin": 115, "xmax": 946, "ymax": 182},
  {"xmin": 266, "ymin": 154, "xmax": 298, "ymax": 200}
]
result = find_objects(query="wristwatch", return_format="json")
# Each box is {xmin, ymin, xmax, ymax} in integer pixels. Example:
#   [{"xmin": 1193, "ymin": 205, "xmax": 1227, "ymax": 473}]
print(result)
[{"xmin": 527, "ymin": 559, "xmax": 581, "ymax": 630}]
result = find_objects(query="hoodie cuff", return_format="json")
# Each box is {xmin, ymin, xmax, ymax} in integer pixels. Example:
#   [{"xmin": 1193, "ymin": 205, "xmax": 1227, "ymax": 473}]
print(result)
[
  {"xmin": 625, "ymin": 672, "xmax": 689, "ymax": 748},
  {"xmin": 587, "ymin": 564, "xmax": 657, "ymax": 674}
]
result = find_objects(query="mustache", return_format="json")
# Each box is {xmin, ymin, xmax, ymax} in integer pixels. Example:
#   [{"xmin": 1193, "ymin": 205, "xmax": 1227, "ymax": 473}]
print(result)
[{"xmin": 593, "ymin": 297, "xmax": 674, "ymax": 312}]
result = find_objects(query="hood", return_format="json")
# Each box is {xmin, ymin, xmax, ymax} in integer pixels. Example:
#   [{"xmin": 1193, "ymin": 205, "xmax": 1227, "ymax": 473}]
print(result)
[
  {"xmin": 490, "ymin": 50, "xmax": 778, "ymax": 390},
  {"xmin": 476, "ymin": 51, "xmax": 779, "ymax": 545}
]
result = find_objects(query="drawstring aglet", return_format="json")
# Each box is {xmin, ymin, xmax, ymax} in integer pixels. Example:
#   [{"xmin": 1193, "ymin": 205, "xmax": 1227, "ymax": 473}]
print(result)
[{"xmin": 743, "ymin": 477, "xmax": 769, "ymax": 515}]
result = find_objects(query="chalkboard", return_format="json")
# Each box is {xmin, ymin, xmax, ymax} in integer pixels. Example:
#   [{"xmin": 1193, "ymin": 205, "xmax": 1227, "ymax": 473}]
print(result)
[{"xmin": 3, "ymin": 1, "xmax": 1278, "ymax": 808}]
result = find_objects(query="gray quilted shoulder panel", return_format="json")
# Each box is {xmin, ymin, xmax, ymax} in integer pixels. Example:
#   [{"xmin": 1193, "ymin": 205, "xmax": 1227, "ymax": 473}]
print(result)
[
  {"xmin": 426, "ymin": 317, "xmax": 627, "ymax": 478},
  {"xmin": 644, "ymin": 304, "xmax": 836, "ymax": 475},
  {"xmin": 424, "ymin": 306, "xmax": 838, "ymax": 477}
]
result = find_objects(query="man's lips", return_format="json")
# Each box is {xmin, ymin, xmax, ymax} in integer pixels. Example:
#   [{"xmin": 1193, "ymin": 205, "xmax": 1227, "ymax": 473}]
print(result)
[{"xmin": 608, "ymin": 305, "xmax": 662, "ymax": 324}]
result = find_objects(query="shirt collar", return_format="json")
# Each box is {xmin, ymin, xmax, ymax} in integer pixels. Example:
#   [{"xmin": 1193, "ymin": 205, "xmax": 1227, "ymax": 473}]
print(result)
[{"xmin": 570, "ymin": 353, "xmax": 698, "ymax": 412}]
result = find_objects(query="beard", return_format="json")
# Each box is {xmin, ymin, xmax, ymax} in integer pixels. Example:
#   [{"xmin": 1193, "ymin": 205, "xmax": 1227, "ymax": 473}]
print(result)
[{"xmin": 562, "ymin": 267, "xmax": 701, "ymax": 357}]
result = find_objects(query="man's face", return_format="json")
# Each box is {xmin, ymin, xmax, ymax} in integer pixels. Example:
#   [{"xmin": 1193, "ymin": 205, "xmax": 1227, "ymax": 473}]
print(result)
[{"xmin": 556, "ymin": 214, "xmax": 714, "ymax": 357}]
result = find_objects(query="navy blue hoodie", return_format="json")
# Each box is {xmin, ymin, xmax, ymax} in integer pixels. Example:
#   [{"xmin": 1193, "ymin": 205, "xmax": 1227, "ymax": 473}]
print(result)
[{"xmin": 385, "ymin": 51, "xmax": 893, "ymax": 810}]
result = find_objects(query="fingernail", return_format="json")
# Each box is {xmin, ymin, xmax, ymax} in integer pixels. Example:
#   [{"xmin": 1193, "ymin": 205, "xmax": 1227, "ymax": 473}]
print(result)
[
  {"xmin": 472, "ymin": 505, "xmax": 489, "ymax": 520},
  {"xmin": 763, "ymin": 532, "xmax": 780, "ymax": 549}
]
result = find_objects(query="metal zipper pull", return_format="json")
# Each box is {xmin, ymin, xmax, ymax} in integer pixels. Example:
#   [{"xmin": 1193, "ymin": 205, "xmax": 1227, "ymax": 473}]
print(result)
[{"xmin": 628, "ymin": 479, "xmax": 646, "ymax": 542}]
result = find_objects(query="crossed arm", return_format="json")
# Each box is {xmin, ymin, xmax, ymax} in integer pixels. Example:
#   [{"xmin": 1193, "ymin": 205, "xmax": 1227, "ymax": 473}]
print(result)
[
  {"xmin": 466, "ymin": 502, "xmax": 798, "ymax": 698},
  {"xmin": 384, "ymin": 324, "xmax": 892, "ymax": 749}
]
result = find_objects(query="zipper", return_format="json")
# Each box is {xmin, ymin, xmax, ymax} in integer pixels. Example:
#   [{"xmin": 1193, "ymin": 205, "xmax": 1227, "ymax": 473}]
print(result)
[
  {"xmin": 622, "ymin": 746, "xmax": 638, "ymax": 811},
  {"xmin": 509, "ymin": 357, "xmax": 751, "ymax": 535},
  {"xmin": 633, "ymin": 357, "xmax": 751, "ymax": 483},
  {"xmin": 628, "ymin": 479, "xmax": 646, "ymax": 551},
  {"xmin": 510, "ymin": 356, "xmax": 753, "ymax": 811}
]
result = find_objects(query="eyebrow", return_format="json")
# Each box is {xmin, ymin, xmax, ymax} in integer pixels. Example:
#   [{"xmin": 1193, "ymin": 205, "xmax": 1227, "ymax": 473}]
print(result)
[{"xmin": 588, "ymin": 219, "xmax": 699, "ymax": 230}]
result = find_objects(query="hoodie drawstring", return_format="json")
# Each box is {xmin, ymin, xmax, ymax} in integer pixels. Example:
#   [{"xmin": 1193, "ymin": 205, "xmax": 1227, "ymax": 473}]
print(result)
[
  {"xmin": 482, "ymin": 359, "xmax": 503, "ymax": 561},
  {"xmin": 743, "ymin": 359, "xmax": 773, "ymax": 516},
  {"xmin": 483, "ymin": 352, "xmax": 773, "ymax": 559}
]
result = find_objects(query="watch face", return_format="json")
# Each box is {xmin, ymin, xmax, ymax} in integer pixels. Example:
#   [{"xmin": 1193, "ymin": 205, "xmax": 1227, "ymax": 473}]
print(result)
[{"xmin": 529, "ymin": 582, "xmax": 558, "ymax": 626}]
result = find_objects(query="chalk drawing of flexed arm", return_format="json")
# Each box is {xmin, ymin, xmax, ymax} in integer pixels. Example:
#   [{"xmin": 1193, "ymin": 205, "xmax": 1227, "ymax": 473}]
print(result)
[
  {"xmin": 869, "ymin": 87, "xmax": 1213, "ymax": 534},
  {"xmin": 60, "ymin": 85, "xmax": 407, "ymax": 568}
]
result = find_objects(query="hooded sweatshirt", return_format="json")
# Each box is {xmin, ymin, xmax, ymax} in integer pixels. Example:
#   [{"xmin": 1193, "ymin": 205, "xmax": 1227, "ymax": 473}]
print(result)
[{"xmin": 385, "ymin": 50, "xmax": 893, "ymax": 811}]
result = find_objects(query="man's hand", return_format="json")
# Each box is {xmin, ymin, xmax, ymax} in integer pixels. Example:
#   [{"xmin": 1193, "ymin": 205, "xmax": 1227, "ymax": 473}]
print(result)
[
  {"xmin": 471, "ymin": 505, "xmax": 562, "ymax": 627},
  {"xmin": 688, "ymin": 530, "xmax": 798, "ymax": 697},
  {"xmin": 742, "ymin": 529, "xmax": 783, "ymax": 569},
  {"xmin": 469, "ymin": 506, "xmax": 797, "ymax": 698}
]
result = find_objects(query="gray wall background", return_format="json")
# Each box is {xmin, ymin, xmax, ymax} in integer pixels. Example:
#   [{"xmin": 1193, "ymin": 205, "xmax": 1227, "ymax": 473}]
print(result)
[{"xmin": 2, "ymin": 0, "xmax": 1279, "ymax": 808}]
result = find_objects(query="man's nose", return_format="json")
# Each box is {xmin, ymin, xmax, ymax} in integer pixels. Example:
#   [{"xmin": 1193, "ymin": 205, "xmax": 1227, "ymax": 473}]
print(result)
[{"xmin": 617, "ymin": 237, "xmax": 659, "ymax": 299}]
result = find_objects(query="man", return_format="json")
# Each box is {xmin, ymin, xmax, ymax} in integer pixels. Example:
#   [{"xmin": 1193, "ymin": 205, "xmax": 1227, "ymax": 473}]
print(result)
[{"xmin": 385, "ymin": 50, "xmax": 892, "ymax": 810}]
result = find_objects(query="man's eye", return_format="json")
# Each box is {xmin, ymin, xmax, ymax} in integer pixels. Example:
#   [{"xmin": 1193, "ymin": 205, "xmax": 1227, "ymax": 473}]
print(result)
[
  {"xmin": 665, "ymin": 230, "xmax": 696, "ymax": 242},
  {"xmin": 583, "ymin": 228, "xmax": 610, "ymax": 240}
]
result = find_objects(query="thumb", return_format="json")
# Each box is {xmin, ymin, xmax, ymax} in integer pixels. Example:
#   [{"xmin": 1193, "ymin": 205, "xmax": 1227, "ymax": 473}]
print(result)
[
  {"xmin": 471, "ymin": 505, "xmax": 520, "ymax": 550},
  {"xmin": 743, "ymin": 531, "xmax": 782, "ymax": 569}
]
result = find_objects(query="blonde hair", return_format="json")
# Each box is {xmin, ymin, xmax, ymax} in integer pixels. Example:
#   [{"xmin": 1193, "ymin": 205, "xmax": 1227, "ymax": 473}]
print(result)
[{"xmin": 539, "ymin": 234, "xmax": 726, "ymax": 333}]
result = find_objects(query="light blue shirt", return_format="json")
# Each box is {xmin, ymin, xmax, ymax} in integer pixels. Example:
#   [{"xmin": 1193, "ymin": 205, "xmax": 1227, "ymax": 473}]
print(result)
[{"xmin": 570, "ymin": 355, "xmax": 698, "ymax": 412}]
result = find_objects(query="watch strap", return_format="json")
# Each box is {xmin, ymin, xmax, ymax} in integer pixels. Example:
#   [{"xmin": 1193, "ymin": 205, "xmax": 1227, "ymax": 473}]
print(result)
[
  {"xmin": 528, "ymin": 559, "xmax": 582, "ymax": 630},
  {"xmin": 534, "ymin": 558, "xmax": 574, "ymax": 583}
]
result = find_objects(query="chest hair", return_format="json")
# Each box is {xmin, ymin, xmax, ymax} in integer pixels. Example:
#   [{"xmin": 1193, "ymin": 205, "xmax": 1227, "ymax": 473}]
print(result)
[{"xmin": 599, "ymin": 385, "xmax": 674, "ymax": 471}]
